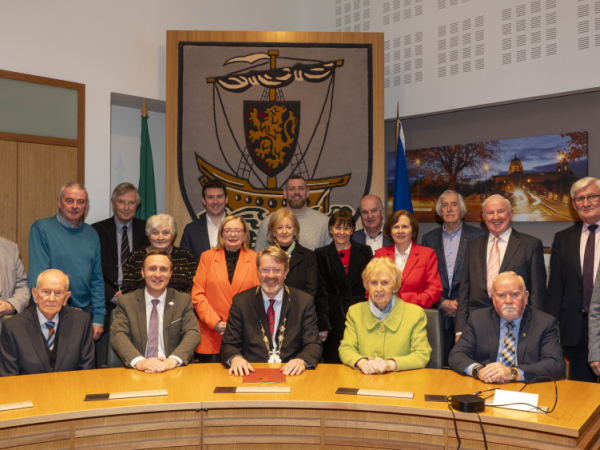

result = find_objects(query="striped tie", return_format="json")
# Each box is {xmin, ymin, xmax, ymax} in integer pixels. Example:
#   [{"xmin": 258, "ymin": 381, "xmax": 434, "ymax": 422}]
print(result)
[
  {"xmin": 121, "ymin": 226, "xmax": 130, "ymax": 265},
  {"xmin": 146, "ymin": 300, "xmax": 160, "ymax": 358},
  {"xmin": 500, "ymin": 322, "xmax": 516, "ymax": 367},
  {"xmin": 267, "ymin": 300, "xmax": 276, "ymax": 337},
  {"xmin": 487, "ymin": 237, "xmax": 501, "ymax": 297},
  {"xmin": 45, "ymin": 321, "xmax": 55, "ymax": 349}
]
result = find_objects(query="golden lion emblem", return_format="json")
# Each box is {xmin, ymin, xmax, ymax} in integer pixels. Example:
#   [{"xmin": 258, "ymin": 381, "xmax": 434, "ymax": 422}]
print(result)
[{"xmin": 248, "ymin": 105, "xmax": 297, "ymax": 169}]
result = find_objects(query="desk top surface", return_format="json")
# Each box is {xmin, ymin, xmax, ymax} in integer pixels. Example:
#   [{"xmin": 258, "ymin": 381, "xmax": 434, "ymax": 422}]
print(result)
[{"xmin": 0, "ymin": 364, "xmax": 598, "ymax": 438}]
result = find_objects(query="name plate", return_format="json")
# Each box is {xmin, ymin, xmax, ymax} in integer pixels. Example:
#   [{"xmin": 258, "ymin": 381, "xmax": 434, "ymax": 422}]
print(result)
[
  {"xmin": 336, "ymin": 388, "xmax": 414, "ymax": 399},
  {"xmin": 0, "ymin": 401, "xmax": 33, "ymax": 412},
  {"xmin": 85, "ymin": 390, "xmax": 168, "ymax": 402},
  {"xmin": 214, "ymin": 386, "xmax": 291, "ymax": 394}
]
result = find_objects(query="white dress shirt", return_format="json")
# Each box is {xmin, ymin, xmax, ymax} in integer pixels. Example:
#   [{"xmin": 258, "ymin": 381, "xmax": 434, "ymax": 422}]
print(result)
[
  {"xmin": 262, "ymin": 288, "xmax": 284, "ymax": 349},
  {"xmin": 37, "ymin": 307, "xmax": 59, "ymax": 351},
  {"xmin": 130, "ymin": 288, "xmax": 183, "ymax": 368},
  {"xmin": 580, "ymin": 221, "xmax": 600, "ymax": 279},
  {"xmin": 207, "ymin": 213, "xmax": 226, "ymax": 249},
  {"xmin": 364, "ymin": 225, "xmax": 385, "ymax": 252},
  {"xmin": 394, "ymin": 242, "xmax": 412, "ymax": 272},
  {"xmin": 486, "ymin": 228, "xmax": 512, "ymax": 266}
]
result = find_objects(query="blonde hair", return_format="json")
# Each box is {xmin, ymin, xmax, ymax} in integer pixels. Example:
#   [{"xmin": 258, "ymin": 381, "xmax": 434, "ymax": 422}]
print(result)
[
  {"xmin": 266, "ymin": 209, "xmax": 300, "ymax": 245},
  {"xmin": 362, "ymin": 257, "xmax": 402, "ymax": 292},
  {"xmin": 215, "ymin": 215, "xmax": 251, "ymax": 250},
  {"xmin": 256, "ymin": 246, "xmax": 289, "ymax": 269}
]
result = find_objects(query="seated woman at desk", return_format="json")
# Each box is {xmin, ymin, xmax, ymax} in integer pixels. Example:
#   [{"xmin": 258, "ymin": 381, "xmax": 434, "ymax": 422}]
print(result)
[{"xmin": 339, "ymin": 257, "xmax": 431, "ymax": 374}]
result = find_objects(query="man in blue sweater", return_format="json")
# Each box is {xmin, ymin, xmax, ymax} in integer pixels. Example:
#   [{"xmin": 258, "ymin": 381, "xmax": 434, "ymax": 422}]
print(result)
[{"xmin": 29, "ymin": 182, "xmax": 105, "ymax": 342}]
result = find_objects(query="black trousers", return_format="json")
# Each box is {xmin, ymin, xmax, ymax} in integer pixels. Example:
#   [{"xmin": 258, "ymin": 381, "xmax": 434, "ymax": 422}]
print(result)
[
  {"xmin": 562, "ymin": 316, "xmax": 597, "ymax": 383},
  {"xmin": 195, "ymin": 353, "xmax": 221, "ymax": 363}
]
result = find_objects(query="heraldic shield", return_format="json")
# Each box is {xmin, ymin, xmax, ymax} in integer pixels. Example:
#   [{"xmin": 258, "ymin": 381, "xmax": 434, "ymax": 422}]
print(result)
[{"xmin": 243, "ymin": 100, "xmax": 301, "ymax": 177}]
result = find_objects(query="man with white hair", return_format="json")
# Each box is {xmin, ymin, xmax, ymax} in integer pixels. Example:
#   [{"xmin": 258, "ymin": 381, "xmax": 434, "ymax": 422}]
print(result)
[
  {"xmin": 29, "ymin": 182, "xmax": 106, "ymax": 342},
  {"xmin": 450, "ymin": 271, "xmax": 563, "ymax": 383},
  {"xmin": 352, "ymin": 195, "xmax": 392, "ymax": 252},
  {"xmin": 421, "ymin": 190, "xmax": 486, "ymax": 364},
  {"xmin": 455, "ymin": 194, "xmax": 546, "ymax": 338},
  {"xmin": 548, "ymin": 177, "xmax": 600, "ymax": 382}
]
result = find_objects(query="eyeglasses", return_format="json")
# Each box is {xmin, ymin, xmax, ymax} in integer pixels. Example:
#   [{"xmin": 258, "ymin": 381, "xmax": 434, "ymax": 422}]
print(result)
[
  {"xmin": 258, "ymin": 267, "xmax": 285, "ymax": 275},
  {"xmin": 223, "ymin": 228, "xmax": 244, "ymax": 235},
  {"xmin": 573, "ymin": 195, "xmax": 600, "ymax": 205}
]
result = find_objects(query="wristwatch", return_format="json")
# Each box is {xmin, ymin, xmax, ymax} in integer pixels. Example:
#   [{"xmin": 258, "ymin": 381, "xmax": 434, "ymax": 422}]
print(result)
[
  {"xmin": 472, "ymin": 365, "xmax": 484, "ymax": 380},
  {"xmin": 510, "ymin": 367, "xmax": 520, "ymax": 381}
]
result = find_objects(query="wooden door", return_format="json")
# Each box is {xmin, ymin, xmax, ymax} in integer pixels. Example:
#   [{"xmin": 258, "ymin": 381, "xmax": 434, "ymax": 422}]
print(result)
[{"xmin": 0, "ymin": 140, "xmax": 18, "ymax": 242}]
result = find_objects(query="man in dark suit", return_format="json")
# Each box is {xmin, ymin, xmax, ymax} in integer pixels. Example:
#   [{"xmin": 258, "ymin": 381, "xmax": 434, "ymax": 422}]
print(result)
[
  {"xmin": 92, "ymin": 183, "xmax": 149, "ymax": 367},
  {"xmin": 0, "ymin": 269, "xmax": 95, "ymax": 376},
  {"xmin": 455, "ymin": 194, "xmax": 546, "ymax": 337},
  {"xmin": 110, "ymin": 251, "xmax": 200, "ymax": 373},
  {"xmin": 221, "ymin": 247, "xmax": 322, "ymax": 376},
  {"xmin": 547, "ymin": 177, "xmax": 600, "ymax": 382},
  {"xmin": 180, "ymin": 179, "xmax": 228, "ymax": 265},
  {"xmin": 352, "ymin": 195, "xmax": 392, "ymax": 252},
  {"xmin": 450, "ymin": 271, "xmax": 563, "ymax": 383},
  {"xmin": 421, "ymin": 190, "xmax": 486, "ymax": 365}
]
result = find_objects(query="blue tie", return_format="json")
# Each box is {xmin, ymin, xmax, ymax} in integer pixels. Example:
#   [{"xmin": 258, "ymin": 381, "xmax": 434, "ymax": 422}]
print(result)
[{"xmin": 45, "ymin": 321, "xmax": 56, "ymax": 349}]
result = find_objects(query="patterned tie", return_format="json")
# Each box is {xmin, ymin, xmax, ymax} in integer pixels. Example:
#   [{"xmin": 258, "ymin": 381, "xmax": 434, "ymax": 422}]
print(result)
[
  {"xmin": 267, "ymin": 299, "xmax": 276, "ymax": 337},
  {"xmin": 45, "ymin": 321, "xmax": 55, "ymax": 349},
  {"xmin": 146, "ymin": 299, "xmax": 160, "ymax": 358},
  {"xmin": 121, "ymin": 226, "xmax": 130, "ymax": 265},
  {"xmin": 500, "ymin": 322, "xmax": 516, "ymax": 367},
  {"xmin": 487, "ymin": 237, "xmax": 501, "ymax": 297},
  {"xmin": 583, "ymin": 224, "xmax": 598, "ymax": 313}
]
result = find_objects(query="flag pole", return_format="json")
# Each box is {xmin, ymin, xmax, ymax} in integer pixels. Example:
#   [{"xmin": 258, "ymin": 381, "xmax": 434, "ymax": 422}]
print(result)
[
  {"xmin": 395, "ymin": 102, "xmax": 399, "ymax": 157},
  {"xmin": 141, "ymin": 99, "xmax": 148, "ymax": 117}
]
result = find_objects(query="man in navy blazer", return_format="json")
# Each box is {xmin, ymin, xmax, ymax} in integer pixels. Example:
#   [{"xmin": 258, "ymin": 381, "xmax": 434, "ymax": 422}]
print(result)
[
  {"xmin": 352, "ymin": 195, "xmax": 392, "ymax": 252},
  {"xmin": 180, "ymin": 179, "xmax": 228, "ymax": 265},
  {"xmin": 421, "ymin": 190, "xmax": 486, "ymax": 365},
  {"xmin": 450, "ymin": 271, "xmax": 563, "ymax": 383}
]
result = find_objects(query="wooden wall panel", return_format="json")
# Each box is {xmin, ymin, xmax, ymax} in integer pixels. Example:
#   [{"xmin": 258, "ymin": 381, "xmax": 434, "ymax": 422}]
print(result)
[
  {"xmin": 17, "ymin": 143, "xmax": 78, "ymax": 270},
  {"xmin": 165, "ymin": 30, "xmax": 385, "ymax": 244},
  {"xmin": 0, "ymin": 140, "xmax": 18, "ymax": 242}
]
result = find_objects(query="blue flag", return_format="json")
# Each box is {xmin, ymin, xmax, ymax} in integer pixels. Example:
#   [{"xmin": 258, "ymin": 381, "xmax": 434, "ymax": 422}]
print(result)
[{"xmin": 393, "ymin": 121, "xmax": 414, "ymax": 214}]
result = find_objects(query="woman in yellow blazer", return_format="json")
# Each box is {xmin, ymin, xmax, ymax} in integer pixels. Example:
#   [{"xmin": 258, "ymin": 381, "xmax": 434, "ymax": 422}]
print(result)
[
  {"xmin": 339, "ymin": 257, "xmax": 431, "ymax": 374},
  {"xmin": 191, "ymin": 215, "xmax": 259, "ymax": 363}
]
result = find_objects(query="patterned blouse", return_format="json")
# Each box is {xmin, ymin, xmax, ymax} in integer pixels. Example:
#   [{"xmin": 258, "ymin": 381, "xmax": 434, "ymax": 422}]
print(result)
[{"xmin": 121, "ymin": 246, "xmax": 196, "ymax": 295}]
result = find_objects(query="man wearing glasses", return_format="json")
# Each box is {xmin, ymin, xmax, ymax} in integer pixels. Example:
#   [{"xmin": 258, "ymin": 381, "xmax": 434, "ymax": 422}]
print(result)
[
  {"xmin": 221, "ymin": 247, "xmax": 322, "ymax": 376},
  {"xmin": 547, "ymin": 177, "xmax": 600, "ymax": 382},
  {"xmin": 352, "ymin": 195, "xmax": 392, "ymax": 252}
]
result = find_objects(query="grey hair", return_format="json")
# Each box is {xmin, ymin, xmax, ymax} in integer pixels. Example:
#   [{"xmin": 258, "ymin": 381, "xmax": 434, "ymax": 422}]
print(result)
[
  {"xmin": 59, "ymin": 181, "xmax": 88, "ymax": 201},
  {"xmin": 435, "ymin": 190, "xmax": 467, "ymax": 219},
  {"xmin": 145, "ymin": 214, "xmax": 177, "ymax": 237},
  {"xmin": 36, "ymin": 269, "xmax": 70, "ymax": 291},
  {"xmin": 570, "ymin": 177, "xmax": 600, "ymax": 199},
  {"xmin": 491, "ymin": 271, "xmax": 526, "ymax": 294},
  {"xmin": 111, "ymin": 182, "xmax": 141, "ymax": 206},
  {"xmin": 482, "ymin": 194, "xmax": 512, "ymax": 214}
]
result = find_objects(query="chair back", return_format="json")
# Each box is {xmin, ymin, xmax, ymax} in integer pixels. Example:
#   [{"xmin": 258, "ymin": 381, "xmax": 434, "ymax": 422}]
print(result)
[{"xmin": 424, "ymin": 309, "xmax": 444, "ymax": 369}]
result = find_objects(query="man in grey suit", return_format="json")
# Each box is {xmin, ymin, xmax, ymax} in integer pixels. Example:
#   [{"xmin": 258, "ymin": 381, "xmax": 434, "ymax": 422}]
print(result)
[
  {"xmin": 455, "ymin": 194, "xmax": 546, "ymax": 338},
  {"xmin": 421, "ymin": 191, "xmax": 486, "ymax": 364},
  {"xmin": 180, "ymin": 179, "xmax": 228, "ymax": 265},
  {"xmin": 352, "ymin": 195, "xmax": 392, "ymax": 252},
  {"xmin": 450, "ymin": 271, "xmax": 563, "ymax": 383},
  {"xmin": 0, "ymin": 236, "xmax": 29, "ymax": 333},
  {"xmin": 0, "ymin": 269, "xmax": 95, "ymax": 376},
  {"xmin": 110, "ymin": 250, "xmax": 200, "ymax": 373}
]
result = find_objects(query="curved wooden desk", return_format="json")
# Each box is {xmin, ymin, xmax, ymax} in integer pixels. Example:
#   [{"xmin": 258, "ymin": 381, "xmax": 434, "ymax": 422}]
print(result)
[{"xmin": 0, "ymin": 364, "xmax": 599, "ymax": 450}]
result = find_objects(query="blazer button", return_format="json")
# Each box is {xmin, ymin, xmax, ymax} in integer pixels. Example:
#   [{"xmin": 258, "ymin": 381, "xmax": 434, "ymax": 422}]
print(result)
[
  {"xmin": 379, "ymin": 324, "xmax": 385, "ymax": 333},
  {"xmin": 377, "ymin": 350, "xmax": 383, "ymax": 357}
]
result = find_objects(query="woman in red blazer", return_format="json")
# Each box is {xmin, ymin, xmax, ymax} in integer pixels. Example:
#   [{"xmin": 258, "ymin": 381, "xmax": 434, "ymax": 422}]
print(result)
[
  {"xmin": 374, "ymin": 210, "xmax": 442, "ymax": 308},
  {"xmin": 191, "ymin": 215, "xmax": 259, "ymax": 362}
]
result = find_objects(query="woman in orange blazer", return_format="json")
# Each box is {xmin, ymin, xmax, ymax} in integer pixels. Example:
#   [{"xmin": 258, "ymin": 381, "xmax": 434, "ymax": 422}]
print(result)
[
  {"xmin": 374, "ymin": 210, "xmax": 442, "ymax": 309},
  {"xmin": 191, "ymin": 215, "xmax": 259, "ymax": 362}
]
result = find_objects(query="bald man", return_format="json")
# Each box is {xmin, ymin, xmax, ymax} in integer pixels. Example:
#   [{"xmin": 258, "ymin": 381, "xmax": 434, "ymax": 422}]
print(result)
[{"xmin": 0, "ymin": 269, "xmax": 95, "ymax": 376}]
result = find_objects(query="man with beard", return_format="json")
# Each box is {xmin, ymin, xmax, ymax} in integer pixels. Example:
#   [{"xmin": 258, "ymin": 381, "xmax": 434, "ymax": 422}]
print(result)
[
  {"xmin": 220, "ymin": 247, "xmax": 322, "ymax": 376},
  {"xmin": 254, "ymin": 175, "xmax": 332, "ymax": 251},
  {"xmin": 449, "ymin": 271, "xmax": 563, "ymax": 383}
]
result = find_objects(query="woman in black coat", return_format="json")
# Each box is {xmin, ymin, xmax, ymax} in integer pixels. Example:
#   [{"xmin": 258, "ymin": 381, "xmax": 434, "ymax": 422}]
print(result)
[
  {"xmin": 266, "ymin": 208, "xmax": 318, "ymax": 299},
  {"xmin": 315, "ymin": 210, "xmax": 373, "ymax": 364}
]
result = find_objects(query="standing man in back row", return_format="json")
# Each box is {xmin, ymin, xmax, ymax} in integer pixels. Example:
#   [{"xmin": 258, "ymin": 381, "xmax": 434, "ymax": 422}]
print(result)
[
  {"xmin": 352, "ymin": 195, "xmax": 392, "ymax": 253},
  {"xmin": 180, "ymin": 179, "xmax": 229, "ymax": 265},
  {"xmin": 254, "ymin": 175, "xmax": 332, "ymax": 251}
]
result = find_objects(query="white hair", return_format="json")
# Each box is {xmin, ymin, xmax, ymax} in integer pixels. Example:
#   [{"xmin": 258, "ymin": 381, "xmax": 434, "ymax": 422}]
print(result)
[
  {"xmin": 482, "ymin": 194, "xmax": 512, "ymax": 214},
  {"xmin": 435, "ymin": 190, "xmax": 467, "ymax": 219},
  {"xmin": 570, "ymin": 177, "xmax": 600, "ymax": 199},
  {"xmin": 145, "ymin": 214, "xmax": 177, "ymax": 237},
  {"xmin": 36, "ymin": 269, "xmax": 70, "ymax": 291},
  {"xmin": 491, "ymin": 271, "xmax": 526, "ymax": 294},
  {"xmin": 59, "ymin": 181, "xmax": 88, "ymax": 201}
]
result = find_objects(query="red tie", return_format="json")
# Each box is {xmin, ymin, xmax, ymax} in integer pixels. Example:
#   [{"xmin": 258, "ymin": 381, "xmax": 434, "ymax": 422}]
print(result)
[{"xmin": 267, "ymin": 299, "xmax": 276, "ymax": 337}]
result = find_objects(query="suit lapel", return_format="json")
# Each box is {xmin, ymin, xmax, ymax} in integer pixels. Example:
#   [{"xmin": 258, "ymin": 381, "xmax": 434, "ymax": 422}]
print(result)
[
  {"xmin": 200, "ymin": 214, "xmax": 212, "ymax": 252},
  {"xmin": 136, "ymin": 290, "xmax": 149, "ymax": 353},
  {"xmin": 401, "ymin": 243, "xmax": 419, "ymax": 280},
  {"xmin": 162, "ymin": 289, "xmax": 175, "ymax": 354},
  {"xmin": 500, "ymin": 229, "xmax": 520, "ymax": 272},
  {"xmin": 215, "ymin": 250, "xmax": 233, "ymax": 301},
  {"xmin": 106, "ymin": 217, "xmax": 119, "ymax": 265},
  {"xmin": 479, "ymin": 236, "xmax": 489, "ymax": 285},
  {"xmin": 433, "ymin": 230, "xmax": 449, "ymax": 289},
  {"xmin": 488, "ymin": 308, "xmax": 501, "ymax": 361},
  {"xmin": 571, "ymin": 223, "xmax": 583, "ymax": 281},
  {"xmin": 516, "ymin": 307, "xmax": 532, "ymax": 364},
  {"xmin": 25, "ymin": 309, "xmax": 51, "ymax": 372},
  {"xmin": 288, "ymin": 246, "xmax": 303, "ymax": 271},
  {"xmin": 275, "ymin": 287, "xmax": 292, "ymax": 345},
  {"xmin": 231, "ymin": 249, "xmax": 250, "ymax": 295},
  {"xmin": 54, "ymin": 308, "xmax": 72, "ymax": 370},
  {"xmin": 253, "ymin": 287, "xmax": 273, "ymax": 350},
  {"xmin": 346, "ymin": 243, "xmax": 364, "ymax": 286},
  {"xmin": 328, "ymin": 243, "xmax": 349, "ymax": 288}
]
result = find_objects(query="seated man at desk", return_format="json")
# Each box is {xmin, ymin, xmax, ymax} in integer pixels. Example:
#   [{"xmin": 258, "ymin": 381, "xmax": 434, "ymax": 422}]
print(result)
[
  {"xmin": 449, "ymin": 271, "xmax": 564, "ymax": 383},
  {"xmin": 0, "ymin": 269, "xmax": 95, "ymax": 376},
  {"xmin": 221, "ymin": 247, "xmax": 322, "ymax": 376},
  {"xmin": 110, "ymin": 250, "xmax": 200, "ymax": 373}
]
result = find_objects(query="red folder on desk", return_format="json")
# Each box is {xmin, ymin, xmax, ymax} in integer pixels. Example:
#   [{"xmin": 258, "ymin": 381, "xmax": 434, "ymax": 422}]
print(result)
[{"xmin": 243, "ymin": 368, "xmax": 287, "ymax": 383}]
